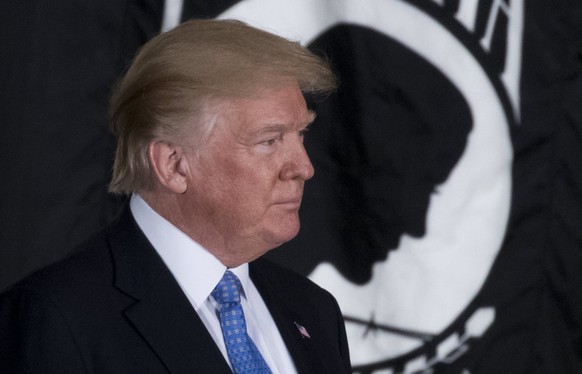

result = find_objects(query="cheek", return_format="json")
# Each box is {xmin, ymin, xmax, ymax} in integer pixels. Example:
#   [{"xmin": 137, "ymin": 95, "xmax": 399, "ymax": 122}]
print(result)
[
  {"xmin": 196, "ymin": 151, "xmax": 282, "ymax": 219},
  {"xmin": 210, "ymin": 169, "xmax": 274, "ymax": 218},
  {"xmin": 234, "ymin": 163, "xmax": 279, "ymax": 200}
]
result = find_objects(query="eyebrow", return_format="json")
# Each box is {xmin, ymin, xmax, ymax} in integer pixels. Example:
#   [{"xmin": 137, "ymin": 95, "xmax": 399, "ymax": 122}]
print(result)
[{"xmin": 252, "ymin": 110, "xmax": 317, "ymax": 136}]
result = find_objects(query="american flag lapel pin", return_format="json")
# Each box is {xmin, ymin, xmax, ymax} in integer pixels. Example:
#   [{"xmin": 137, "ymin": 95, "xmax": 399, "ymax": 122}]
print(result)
[{"xmin": 294, "ymin": 322, "xmax": 311, "ymax": 339}]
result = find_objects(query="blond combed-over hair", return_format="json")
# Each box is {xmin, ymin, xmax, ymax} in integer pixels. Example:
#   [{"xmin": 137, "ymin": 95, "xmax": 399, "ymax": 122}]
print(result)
[{"xmin": 108, "ymin": 19, "xmax": 336, "ymax": 194}]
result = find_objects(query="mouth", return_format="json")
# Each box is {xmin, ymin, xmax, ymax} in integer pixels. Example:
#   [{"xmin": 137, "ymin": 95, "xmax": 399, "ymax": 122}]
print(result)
[{"xmin": 274, "ymin": 198, "xmax": 303, "ymax": 209}]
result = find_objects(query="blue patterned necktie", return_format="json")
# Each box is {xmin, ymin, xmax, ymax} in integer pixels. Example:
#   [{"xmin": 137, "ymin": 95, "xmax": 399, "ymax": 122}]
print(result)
[{"xmin": 212, "ymin": 270, "xmax": 272, "ymax": 374}]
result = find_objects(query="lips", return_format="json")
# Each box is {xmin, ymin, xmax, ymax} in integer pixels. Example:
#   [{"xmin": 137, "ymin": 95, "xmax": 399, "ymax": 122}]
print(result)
[{"xmin": 274, "ymin": 197, "xmax": 303, "ymax": 209}]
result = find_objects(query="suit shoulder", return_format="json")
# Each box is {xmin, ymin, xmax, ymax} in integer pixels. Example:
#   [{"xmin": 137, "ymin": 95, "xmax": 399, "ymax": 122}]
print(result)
[
  {"xmin": 2, "ymin": 230, "xmax": 113, "ymax": 301},
  {"xmin": 251, "ymin": 258, "xmax": 334, "ymax": 300}
]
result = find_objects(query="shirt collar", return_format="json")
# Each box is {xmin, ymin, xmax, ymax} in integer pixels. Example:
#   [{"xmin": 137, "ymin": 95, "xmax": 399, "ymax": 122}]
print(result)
[{"xmin": 129, "ymin": 193, "xmax": 251, "ymax": 309}]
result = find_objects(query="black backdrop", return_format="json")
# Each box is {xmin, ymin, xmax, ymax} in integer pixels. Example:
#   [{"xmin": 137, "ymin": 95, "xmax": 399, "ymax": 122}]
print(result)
[{"xmin": 1, "ymin": 1, "xmax": 581, "ymax": 372}]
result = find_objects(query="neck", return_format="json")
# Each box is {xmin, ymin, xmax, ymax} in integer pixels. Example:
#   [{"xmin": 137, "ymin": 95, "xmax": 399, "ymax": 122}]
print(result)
[{"xmin": 136, "ymin": 190, "xmax": 265, "ymax": 268}]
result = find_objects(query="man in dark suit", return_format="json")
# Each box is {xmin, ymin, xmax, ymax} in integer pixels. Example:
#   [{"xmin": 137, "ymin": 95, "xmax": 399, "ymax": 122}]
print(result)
[{"xmin": 0, "ymin": 19, "xmax": 351, "ymax": 373}]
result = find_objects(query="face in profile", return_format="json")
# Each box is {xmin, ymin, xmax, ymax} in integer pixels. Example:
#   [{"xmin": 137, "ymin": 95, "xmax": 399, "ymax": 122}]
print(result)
[
  {"xmin": 180, "ymin": 85, "xmax": 316, "ymax": 264},
  {"xmin": 268, "ymin": 25, "xmax": 472, "ymax": 284}
]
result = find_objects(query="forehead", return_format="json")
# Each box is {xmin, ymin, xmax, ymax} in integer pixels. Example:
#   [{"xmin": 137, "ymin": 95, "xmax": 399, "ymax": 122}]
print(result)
[{"xmin": 222, "ymin": 86, "xmax": 313, "ymax": 132}]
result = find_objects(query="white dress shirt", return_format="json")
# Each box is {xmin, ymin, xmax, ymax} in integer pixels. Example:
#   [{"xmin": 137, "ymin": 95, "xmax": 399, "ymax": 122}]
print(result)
[{"xmin": 130, "ymin": 194, "xmax": 296, "ymax": 373}]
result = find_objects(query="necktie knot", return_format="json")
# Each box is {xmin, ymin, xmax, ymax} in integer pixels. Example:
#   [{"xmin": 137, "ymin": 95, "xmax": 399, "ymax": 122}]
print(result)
[{"xmin": 212, "ymin": 270, "xmax": 242, "ymax": 306}]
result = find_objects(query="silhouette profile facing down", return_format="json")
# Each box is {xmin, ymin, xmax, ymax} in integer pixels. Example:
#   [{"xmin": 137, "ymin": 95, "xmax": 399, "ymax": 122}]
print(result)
[{"xmin": 271, "ymin": 25, "xmax": 472, "ymax": 284}]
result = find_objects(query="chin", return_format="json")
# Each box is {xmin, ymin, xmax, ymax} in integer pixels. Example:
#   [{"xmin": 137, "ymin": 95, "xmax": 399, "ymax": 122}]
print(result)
[{"xmin": 267, "ymin": 221, "xmax": 301, "ymax": 248}]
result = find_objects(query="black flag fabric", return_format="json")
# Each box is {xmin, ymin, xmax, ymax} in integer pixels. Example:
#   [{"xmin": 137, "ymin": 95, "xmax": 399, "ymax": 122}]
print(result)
[
  {"xmin": 1, "ymin": 1, "xmax": 582, "ymax": 373},
  {"xmin": 0, "ymin": 0, "xmax": 164, "ymax": 293}
]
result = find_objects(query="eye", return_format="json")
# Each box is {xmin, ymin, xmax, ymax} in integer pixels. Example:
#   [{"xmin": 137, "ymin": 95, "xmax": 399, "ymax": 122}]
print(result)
[{"xmin": 262, "ymin": 138, "xmax": 278, "ymax": 146}]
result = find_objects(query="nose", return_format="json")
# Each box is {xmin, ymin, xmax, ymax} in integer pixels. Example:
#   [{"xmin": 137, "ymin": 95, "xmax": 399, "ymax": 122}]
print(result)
[{"xmin": 280, "ymin": 138, "xmax": 315, "ymax": 181}]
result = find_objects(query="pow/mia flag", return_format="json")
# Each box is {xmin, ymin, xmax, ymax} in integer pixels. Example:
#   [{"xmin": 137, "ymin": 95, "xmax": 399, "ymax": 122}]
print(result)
[{"xmin": 1, "ymin": 1, "xmax": 581, "ymax": 373}]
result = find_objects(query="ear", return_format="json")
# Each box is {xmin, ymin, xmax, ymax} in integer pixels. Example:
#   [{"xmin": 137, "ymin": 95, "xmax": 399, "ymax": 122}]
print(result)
[{"xmin": 148, "ymin": 141, "xmax": 189, "ymax": 194}]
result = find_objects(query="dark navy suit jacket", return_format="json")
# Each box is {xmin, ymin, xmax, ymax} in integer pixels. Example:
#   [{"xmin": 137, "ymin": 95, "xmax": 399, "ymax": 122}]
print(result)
[{"xmin": 0, "ymin": 206, "xmax": 351, "ymax": 373}]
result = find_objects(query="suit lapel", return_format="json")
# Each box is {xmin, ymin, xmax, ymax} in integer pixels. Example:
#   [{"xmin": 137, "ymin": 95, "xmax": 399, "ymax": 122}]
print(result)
[
  {"xmin": 108, "ymin": 206, "xmax": 231, "ymax": 374},
  {"xmin": 250, "ymin": 260, "xmax": 324, "ymax": 373}
]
